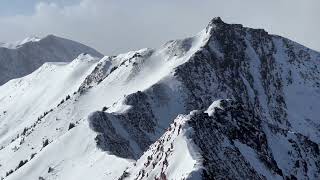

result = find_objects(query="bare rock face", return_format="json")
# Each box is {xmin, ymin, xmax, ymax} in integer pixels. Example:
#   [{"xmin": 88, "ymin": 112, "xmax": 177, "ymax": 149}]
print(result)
[
  {"xmin": 88, "ymin": 83, "xmax": 180, "ymax": 159},
  {"xmin": 121, "ymin": 100, "xmax": 320, "ymax": 180},
  {"xmin": 175, "ymin": 17, "xmax": 320, "ymax": 135},
  {"xmin": 88, "ymin": 111, "xmax": 135, "ymax": 159}
]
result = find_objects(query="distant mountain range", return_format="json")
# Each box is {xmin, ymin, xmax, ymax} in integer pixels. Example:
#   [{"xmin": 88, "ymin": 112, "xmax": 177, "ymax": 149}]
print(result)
[{"xmin": 0, "ymin": 17, "xmax": 319, "ymax": 180}]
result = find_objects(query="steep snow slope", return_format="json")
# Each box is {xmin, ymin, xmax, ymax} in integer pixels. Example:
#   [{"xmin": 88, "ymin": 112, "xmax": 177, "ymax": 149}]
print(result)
[
  {"xmin": 0, "ymin": 17, "xmax": 320, "ymax": 180},
  {"xmin": 0, "ymin": 54, "xmax": 99, "ymax": 147},
  {"xmin": 0, "ymin": 53, "xmax": 134, "ymax": 180},
  {"xmin": 0, "ymin": 29, "xmax": 211, "ymax": 179},
  {"xmin": 0, "ymin": 35, "xmax": 103, "ymax": 85},
  {"xmin": 5, "ymin": 121, "xmax": 131, "ymax": 180}
]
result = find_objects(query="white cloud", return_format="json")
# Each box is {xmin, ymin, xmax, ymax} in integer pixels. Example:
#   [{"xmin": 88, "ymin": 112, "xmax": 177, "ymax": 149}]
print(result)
[{"xmin": 0, "ymin": 0, "xmax": 319, "ymax": 54}]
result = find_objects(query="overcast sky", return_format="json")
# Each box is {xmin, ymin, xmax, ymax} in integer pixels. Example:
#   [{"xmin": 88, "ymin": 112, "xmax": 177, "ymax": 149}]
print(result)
[{"xmin": 0, "ymin": 0, "xmax": 319, "ymax": 55}]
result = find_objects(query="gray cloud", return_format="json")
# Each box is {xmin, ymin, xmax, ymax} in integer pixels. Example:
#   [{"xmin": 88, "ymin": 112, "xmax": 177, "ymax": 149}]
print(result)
[{"xmin": 0, "ymin": 0, "xmax": 319, "ymax": 55}]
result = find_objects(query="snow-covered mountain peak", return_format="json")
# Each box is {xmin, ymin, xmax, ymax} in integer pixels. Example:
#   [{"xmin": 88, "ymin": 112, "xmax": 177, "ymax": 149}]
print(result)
[
  {"xmin": 0, "ymin": 36, "xmax": 41, "ymax": 49},
  {"xmin": 208, "ymin": 16, "xmax": 224, "ymax": 26},
  {"xmin": 206, "ymin": 16, "xmax": 229, "ymax": 32},
  {"xmin": 0, "ymin": 34, "xmax": 103, "ymax": 85}
]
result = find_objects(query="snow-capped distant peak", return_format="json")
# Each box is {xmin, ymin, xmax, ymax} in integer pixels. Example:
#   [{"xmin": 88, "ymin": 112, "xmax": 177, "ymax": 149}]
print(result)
[
  {"xmin": 0, "ymin": 34, "xmax": 103, "ymax": 85},
  {"xmin": 0, "ymin": 36, "xmax": 41, "ymax": 49}
]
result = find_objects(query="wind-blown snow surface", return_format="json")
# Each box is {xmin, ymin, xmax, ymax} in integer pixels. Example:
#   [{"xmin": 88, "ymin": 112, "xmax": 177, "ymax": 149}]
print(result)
[
  {"xmin": 0, "ymin": 18, "xmax": 320, "ymax": 180},
  {"xmin": 0, "ymin": 34, "xmax": 103, "ymax": 85}
]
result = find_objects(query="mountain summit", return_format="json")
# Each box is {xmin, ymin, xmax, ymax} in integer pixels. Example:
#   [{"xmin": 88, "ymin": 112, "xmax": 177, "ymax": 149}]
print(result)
[
  {"xmin": 0, "ymin": 34, "xmax": 103, "ymax": 85},
  {"xmin": 0, "ymin": 36, "xmax": 42, "ymax": 49},
  {"xmin": 0, "ymin": 18, "xmax": 319, "ymax": 180}
]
